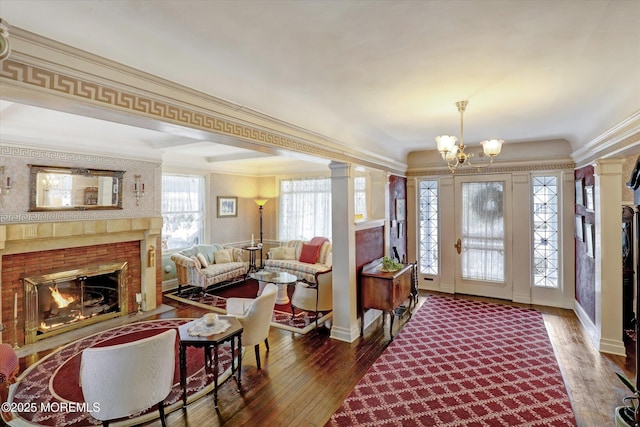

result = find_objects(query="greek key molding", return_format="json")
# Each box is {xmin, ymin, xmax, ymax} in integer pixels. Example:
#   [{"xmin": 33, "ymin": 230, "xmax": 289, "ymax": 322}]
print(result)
[
  {"xmin": 0, "ymin": 145, "xmax": 158, "ymax": 170},
  {"xmin": 0, "ymin": 59, "xmax": 368, "ymax": 168},
  {"xmin": 407, "ymin": 162, "xmax": 576, "ymax": 177},
  {"xmin": 0, "ymin": 209, "xmax": 158, "ymax": 224}
]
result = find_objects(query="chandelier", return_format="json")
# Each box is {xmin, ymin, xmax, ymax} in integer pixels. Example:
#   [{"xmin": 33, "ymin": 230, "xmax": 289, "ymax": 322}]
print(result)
[{"xmin": 435, "ymin": 100, "xmax": 503, "ymax": 173}]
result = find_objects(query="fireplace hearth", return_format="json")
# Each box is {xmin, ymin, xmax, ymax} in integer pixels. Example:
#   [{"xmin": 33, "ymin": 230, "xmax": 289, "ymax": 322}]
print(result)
[{"xmin": 22, "ymin": 262, "xmax": 128, "ymax": 344}]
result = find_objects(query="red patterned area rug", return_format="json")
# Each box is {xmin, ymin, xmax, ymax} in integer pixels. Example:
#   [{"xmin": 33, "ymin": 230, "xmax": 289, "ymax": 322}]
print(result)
[
  {"xmin": 327, "ymin": 296, "xmax": 576, "ymax": 426},
  {"xmin": 8, "ymin": 319, "xmax": 236, "ymax": 426},
  {"xmin": 166, "ymin": 280, "xmax": 332, "ymax": 334}
]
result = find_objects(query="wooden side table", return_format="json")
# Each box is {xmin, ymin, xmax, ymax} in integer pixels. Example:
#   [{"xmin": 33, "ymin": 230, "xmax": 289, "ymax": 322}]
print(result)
[
  {"xmin": 178, "ymin": 316, "xmax": 243, "ymax": 409},
  {"xmin": 359, "ymin": 261, "xmax": 413, "ymax": 338}
]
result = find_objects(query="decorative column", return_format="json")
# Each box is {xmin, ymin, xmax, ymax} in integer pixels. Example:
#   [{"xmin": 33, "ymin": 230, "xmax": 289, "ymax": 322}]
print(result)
[
  {"xmin": 328, "ymin": 161, "xmax": 360, "ymax": 343},
  {"xmin": 594, "ymin": 159, "xmax": 626, "ymax": 355}
]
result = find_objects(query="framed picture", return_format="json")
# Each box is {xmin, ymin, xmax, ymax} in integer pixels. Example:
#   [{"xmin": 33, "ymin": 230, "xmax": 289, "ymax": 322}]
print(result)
[
  {"xmin": 585, "ymin": 185, "xmax": 594, "ymax": 211},
  {"xmin": 585, "ymin": 223, "xmax": 595, "ymax": 258},
  {"xmin": 395, "ymin": 198, "xmax": 405, "ymax": 221},
  {"xmin": 575, "ymin": 179, "xmax": 584, "ymax": 206},
  {"xmin": 575, "ymin": 214, "xmax": 584, "ymax": 241},
  {"xmin": 217, "ymin": 196, "xmax": 237, "ymax": 217}
]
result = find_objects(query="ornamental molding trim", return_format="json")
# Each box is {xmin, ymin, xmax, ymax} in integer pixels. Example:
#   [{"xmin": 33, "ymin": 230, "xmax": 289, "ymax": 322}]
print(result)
[
  {"xmin": 0, "ymin": 144, "xmax": 159, "ymax": 170},
  {"xmin": 0, "ymin": 144, "xmax": 161, "ymax": 224},
  {"xmin": 563, "ymin": 172, "xmax": 575, "ymax": 183},
  {"xmin": 0, "ymin": 57, "xmax": 406, "ymax": 175},
  {"xmin": 407, "ymin": 161, "xmax": 576, "ymax": 177},
  {"xmin": 594, "ymin": 158, "xmax": 626, "ymax": 176},
  {"xmin": 0, "ymin": 209, "xmax": 157, "ymax": 226},
  {"xmin": 572, "ymin": 112, "xmax": 640, "ymax": 167},
  {"xmin": 0, "ymin": 217, "xmax": 163, "ymax": 255}
]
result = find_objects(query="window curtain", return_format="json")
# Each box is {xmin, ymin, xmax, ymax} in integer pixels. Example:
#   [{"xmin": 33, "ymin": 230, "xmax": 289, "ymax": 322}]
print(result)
[
  {"xmin": 162, "ymin": 175, "xmax": 204, "ymax": 250},
  {"xmin": 279, "ymin": 178, "xmax": 332, "ymax": 241},
  {"xmin": 354, "ymin": 176, "xmax": 367, "ymax": 219},
  {"xmin": 461, "ymin": 181, "xmax": 505, "ymax": 282}
]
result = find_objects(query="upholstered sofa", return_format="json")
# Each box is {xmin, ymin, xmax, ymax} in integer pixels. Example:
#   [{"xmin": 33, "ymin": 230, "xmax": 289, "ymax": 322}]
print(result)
[
  {"xmin": 170, "ymin": 244, "xmax": 249, "ymax": 293},
  {"xmin": 264, "ymin": 238, "xmax": 332, "ymax": 283}
]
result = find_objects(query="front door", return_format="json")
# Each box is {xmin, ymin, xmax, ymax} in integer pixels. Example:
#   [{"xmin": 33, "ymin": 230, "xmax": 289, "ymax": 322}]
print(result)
[{"xmin": 453, "ymin": 175, "xmax": 512, "ymax": 299}]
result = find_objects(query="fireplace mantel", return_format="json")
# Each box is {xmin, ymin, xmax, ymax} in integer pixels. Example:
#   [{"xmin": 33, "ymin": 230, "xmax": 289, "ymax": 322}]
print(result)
[
  {"xmin": 0, "ymin": 217, "xmax": 162, "ymax": 344},
  {"xmin": 0, "ymin": 217, "xmax": 162, "ymax": 255}
]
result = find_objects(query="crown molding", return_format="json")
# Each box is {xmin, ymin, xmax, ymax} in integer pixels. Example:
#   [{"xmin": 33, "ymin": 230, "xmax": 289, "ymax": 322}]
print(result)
[
  {"xmin": 1, "ymin": 25, "xmax": 408, "ymax": 176},
  {"xmin": 407, "ymin": 159, "xmax": 575, "ymax": 177},
  {"xmin": 572, "ymin": 111, "xmax": 640, "ymax": 167}
]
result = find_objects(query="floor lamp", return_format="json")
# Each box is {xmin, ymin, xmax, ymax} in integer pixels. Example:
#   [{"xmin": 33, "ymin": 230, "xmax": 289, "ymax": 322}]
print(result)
[{"xmin": 255, "ymin": 199, "xmax": 268, "ymax": 269}]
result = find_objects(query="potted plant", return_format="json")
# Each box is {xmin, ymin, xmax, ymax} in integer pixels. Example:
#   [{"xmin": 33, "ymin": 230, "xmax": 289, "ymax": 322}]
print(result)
[
  {"xmin": 381, "ymin": 256, "xmax": 403, "ymax": 272},
  {"xmin": 616, "ymin": 372, "xmax": 640, "ymax": 426}
]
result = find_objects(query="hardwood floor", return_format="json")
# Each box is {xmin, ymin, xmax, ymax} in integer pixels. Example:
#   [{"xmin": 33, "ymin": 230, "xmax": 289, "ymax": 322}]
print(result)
[{"xmin": 13, "ymin": 291, "xmax": 635, "ymax": 427}]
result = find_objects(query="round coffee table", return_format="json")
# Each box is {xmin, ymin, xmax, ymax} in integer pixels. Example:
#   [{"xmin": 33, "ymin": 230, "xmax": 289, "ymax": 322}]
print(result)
[{"xmin": 250, "ymin": 271, "xmax": 298, "ymax": 304}]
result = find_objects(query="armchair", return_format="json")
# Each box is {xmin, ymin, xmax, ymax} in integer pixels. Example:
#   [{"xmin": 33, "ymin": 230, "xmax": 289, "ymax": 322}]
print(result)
[
  {"xmin": 291, "ymin": 269, "xmax": 332, "ymax": 327},
  {"xmin": 226, "ymin": 283, "xmax": 277, "ymax": 369},
  {"xmin": 80, "ymin": 329, "xmax": 176, "ymax": 427}
]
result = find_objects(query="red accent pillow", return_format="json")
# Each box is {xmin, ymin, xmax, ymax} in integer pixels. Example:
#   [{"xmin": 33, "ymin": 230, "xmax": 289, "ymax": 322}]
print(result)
[{"xmin": 299, "ymin": 244, "xmax": 321, "ymax": 264}]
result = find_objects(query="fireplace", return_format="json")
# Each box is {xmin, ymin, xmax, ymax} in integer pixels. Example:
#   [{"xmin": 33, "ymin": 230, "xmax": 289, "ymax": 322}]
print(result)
[
  {"xmin": 1, "ymin": 217, "xmax": 161, "ymax": 347},
  {"xmin": 22, "ymin": 262, "xmax": 128, "ymax": 344}
]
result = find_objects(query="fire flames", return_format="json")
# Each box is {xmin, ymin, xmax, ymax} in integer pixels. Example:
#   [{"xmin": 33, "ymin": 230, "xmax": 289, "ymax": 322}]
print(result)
[{"xmin": 49, "ymin": 285, "xmax": 75, "ymax": 308}]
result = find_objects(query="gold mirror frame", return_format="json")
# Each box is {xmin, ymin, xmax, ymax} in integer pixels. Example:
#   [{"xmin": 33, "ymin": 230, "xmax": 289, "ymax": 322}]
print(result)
[{"xmin": 28, "ymin": 165, "xmax": 124, "ymax": 211}]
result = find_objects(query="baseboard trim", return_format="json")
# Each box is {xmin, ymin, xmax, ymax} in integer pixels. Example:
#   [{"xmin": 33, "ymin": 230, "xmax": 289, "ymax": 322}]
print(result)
[
  {"xmin": 574, "ymin": 300, "xmax": 598, "ymax": 352},
  {"xmin": 599, "ymin": 337, "xmax": 627, "ymax": 356},
  {"xmin": 573, "ymin": 300, "xmax": 626, "ymax": 356},
  {"xmin": 330, "ymin": 323, "xmax": 361, "ymax": 343}
]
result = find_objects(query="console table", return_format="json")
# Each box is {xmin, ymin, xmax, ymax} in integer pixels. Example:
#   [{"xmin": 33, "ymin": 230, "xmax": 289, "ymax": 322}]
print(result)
[{"xmin": 360, "ymin": 260, "xmax": 413, "ymax": 338}]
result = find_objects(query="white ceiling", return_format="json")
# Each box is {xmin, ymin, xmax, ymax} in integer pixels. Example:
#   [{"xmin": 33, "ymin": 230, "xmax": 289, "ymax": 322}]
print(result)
[{"xmin": 0, "ymin": 0, "xmax": 639, "ymax": 173}]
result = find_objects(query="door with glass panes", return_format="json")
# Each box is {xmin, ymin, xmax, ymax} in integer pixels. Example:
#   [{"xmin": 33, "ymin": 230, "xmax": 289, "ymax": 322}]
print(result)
[{"xmin": 453, "ymin": 175, "xmax": 512, "ymax": 299}]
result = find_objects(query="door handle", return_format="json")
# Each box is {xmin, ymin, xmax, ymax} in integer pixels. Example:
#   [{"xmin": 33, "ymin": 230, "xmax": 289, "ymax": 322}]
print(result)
[{"xmin": 454, "ymin": 238, "xmax": 462, "ymax": 254}]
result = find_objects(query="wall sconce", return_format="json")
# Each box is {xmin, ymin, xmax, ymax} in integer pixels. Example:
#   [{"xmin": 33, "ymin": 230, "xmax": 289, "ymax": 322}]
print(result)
[
  {"xmin": 134, "ymin": 174, "xmax": 145, "ymax": 206},
  {"xmin": 148, "ymin": 245, "xmax": 156, "ymax": 268},
  {"xmin": 0, "ymin": 166, "xmax": 11, "ymax": 208}
]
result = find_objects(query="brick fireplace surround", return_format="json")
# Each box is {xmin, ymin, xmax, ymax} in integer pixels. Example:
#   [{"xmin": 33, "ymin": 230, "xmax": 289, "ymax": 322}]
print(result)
[{"xmin": 0, "ymin": 217, "xmax": 162, "ymax": 347}]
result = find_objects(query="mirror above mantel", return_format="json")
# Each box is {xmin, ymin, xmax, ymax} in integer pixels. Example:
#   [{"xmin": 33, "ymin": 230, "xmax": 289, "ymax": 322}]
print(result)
[{"xmin": 28, "ymin": 165, "xmax": 124, "ymax": 211}]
